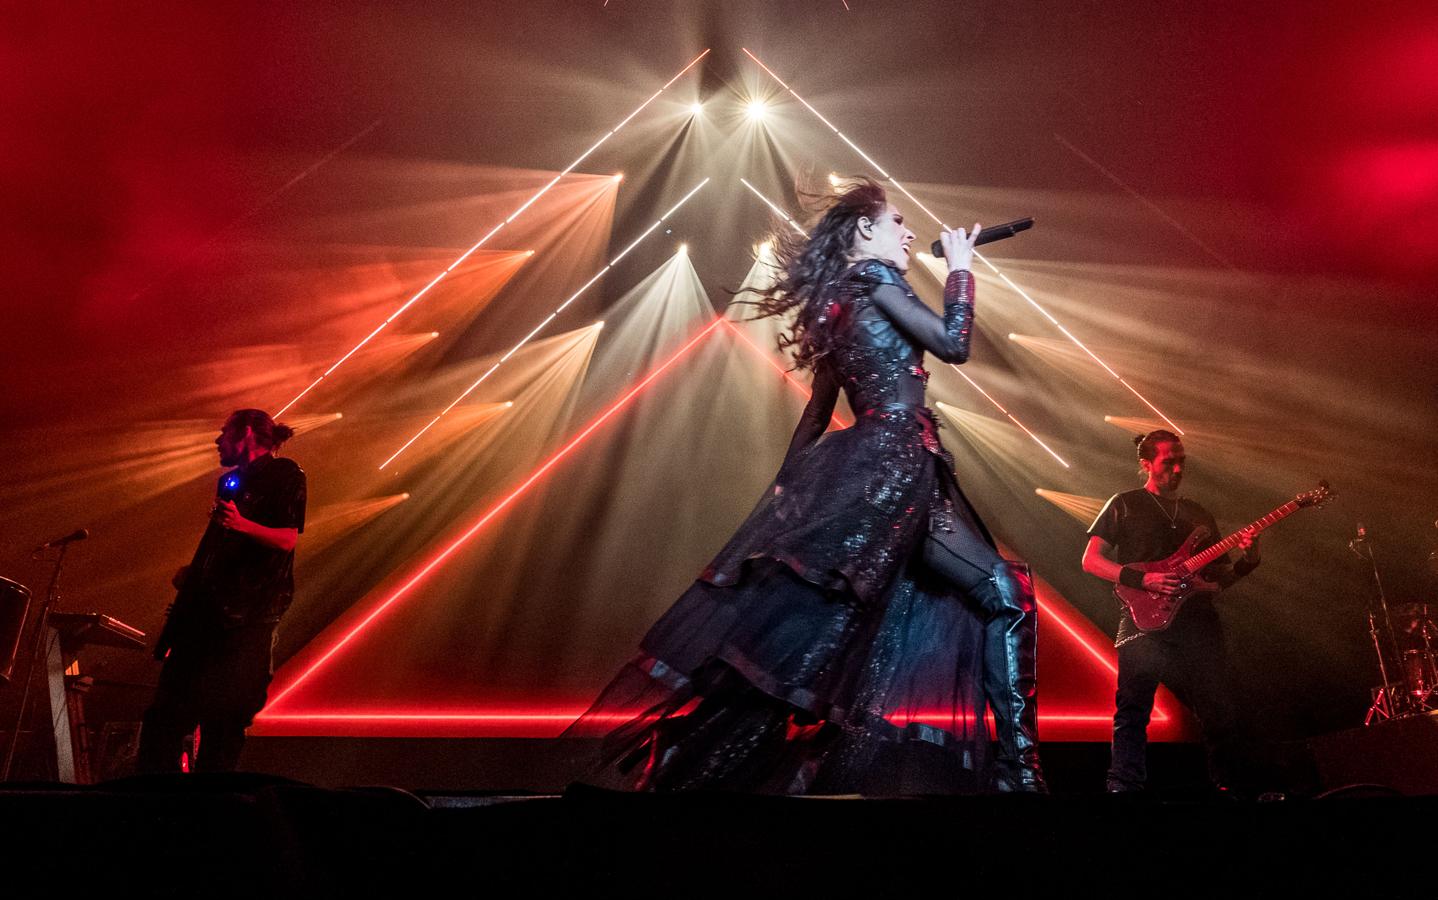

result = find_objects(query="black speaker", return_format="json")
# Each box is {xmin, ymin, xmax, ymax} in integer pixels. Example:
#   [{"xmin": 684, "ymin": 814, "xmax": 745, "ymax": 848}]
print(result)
[{"xmin": 1309, "ymin": 712, "xmax": 1438, "ymax": 795}]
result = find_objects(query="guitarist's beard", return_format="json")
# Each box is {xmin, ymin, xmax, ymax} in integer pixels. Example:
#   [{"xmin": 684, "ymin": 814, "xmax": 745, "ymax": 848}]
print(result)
[{"xmin": 1153, "ymin": 472, "xmax": 1182, "ymax": 495}]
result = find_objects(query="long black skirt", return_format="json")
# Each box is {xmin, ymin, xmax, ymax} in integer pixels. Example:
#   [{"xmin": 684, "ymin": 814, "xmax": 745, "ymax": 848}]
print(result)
[{"xmin": 564, "ymin": 405, "xmax": 991, "ymax": 794}]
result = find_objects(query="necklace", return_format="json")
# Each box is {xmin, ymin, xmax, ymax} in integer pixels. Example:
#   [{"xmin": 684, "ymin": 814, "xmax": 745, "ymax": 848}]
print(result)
[{"xmin": 1147, "ymin": 491, "xmax": 1180, "ymax": 530}]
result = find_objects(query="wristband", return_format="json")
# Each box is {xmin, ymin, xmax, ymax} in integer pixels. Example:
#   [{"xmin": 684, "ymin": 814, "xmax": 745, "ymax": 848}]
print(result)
[
  {"xmin": 1233, "ymin": 558, "xmax": 1259, "ymax": 579},
  {"xmin": 1119, "ymin": 566, "xmax": 1146, "ymax": 589}
]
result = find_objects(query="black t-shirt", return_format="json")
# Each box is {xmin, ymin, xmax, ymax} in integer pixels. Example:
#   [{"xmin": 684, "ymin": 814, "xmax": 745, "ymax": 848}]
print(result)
[
  {"xmin": 186, "ymin": 453, "xmax": 306, "ymax": 627},
  {"xmin": 1088, "ymin": 488, "xmax": 1232, "ymax": 645}
]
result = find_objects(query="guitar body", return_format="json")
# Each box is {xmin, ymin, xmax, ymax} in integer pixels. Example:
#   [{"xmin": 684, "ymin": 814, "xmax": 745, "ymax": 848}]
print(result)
[
  {"xmin": 1109, "ymin": 481, "xmax": 1333, "ymax": 634},
  {"xmin": 1112, "ymin": 528, "xmax": 1213, "ymax": 633},
  {"xmin": 153, "ymin": 519, "xmax": 224, "ymax": 660}
]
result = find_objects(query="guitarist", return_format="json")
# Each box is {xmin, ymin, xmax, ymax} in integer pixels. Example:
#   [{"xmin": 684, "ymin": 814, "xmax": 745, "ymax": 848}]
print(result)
[
  {"xmin": 136, "ymin": 409, "xmax": 306, "ymax": 774},
  {"xmin": 1080, "ymin": 430, "xmax": 1259, "ymax": 793}
]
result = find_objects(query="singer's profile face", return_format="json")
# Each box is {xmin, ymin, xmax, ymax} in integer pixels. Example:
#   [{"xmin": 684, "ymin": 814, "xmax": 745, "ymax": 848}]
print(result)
[
  {"xmin": 215, "ymin": 419, "xmax": 249, "ymax": 467},
  {"xmin": 860, "ymin": 203, "xmax": 915, "ymax": 272}
]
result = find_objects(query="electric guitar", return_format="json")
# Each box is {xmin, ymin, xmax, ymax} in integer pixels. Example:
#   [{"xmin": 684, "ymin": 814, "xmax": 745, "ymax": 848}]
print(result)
[
  {"xmin": 154, "ymin": 471, "xmax": 243, "ymax": 659},
  {"xmin": 1114, "ymin": 481, "xmax": 1334, "ymax": 632}
]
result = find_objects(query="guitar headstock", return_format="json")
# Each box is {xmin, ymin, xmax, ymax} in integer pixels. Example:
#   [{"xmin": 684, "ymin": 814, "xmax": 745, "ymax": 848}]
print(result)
[{"xmin": 1296, "ymin": 480, "xmax": 1335, "ymax": 508}]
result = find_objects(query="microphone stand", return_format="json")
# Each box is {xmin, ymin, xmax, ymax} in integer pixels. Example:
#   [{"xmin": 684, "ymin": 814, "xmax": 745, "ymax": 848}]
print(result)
[{"xmin": 1, "ymin": 543, "xmax": 71, "ymax": 780}]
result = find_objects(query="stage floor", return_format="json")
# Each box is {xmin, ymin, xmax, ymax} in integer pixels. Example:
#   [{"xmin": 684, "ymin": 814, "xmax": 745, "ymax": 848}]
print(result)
[
  {"xmin": 1, "ymin": 778, "xmax": 1431, "ymax": 898},
  {"xmin": 240, "ymin": 737, "xmax": 1221, "ymax": 795}
]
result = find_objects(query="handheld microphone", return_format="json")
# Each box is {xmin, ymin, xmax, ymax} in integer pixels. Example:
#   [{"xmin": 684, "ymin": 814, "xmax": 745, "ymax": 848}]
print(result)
[
  {"xmin": 930, "ymin": 217, "xmax": 1034, "ymax": 258},
  {"xmin": 218, "ymin": 471, "xmax": 242, "ymax": 503},
  {"xmin": 35, "ymin": 528, "xmax": 89, "ymax": 552}
]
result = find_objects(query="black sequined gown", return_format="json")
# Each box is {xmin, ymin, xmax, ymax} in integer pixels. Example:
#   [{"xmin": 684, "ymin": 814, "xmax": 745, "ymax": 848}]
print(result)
[{"xmin": 565, "ymin": 259, "xmax": 993, "ymax": 794}]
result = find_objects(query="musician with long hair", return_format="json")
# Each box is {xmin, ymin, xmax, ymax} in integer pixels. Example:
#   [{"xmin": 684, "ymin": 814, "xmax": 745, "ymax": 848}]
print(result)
[
  {"xmin": 567, "ymin": 178, "xmax": 1045, "ymax": 793},
  {"xmin": 136, "ymin": 409, "xmax": 306, "ymax": 774}
]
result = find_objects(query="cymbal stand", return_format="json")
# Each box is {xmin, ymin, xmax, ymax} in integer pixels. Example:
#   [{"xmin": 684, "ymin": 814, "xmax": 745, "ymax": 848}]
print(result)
[{"xmin": 1354, "ymin": 534, "xmax": 1406, "ymax": 724}]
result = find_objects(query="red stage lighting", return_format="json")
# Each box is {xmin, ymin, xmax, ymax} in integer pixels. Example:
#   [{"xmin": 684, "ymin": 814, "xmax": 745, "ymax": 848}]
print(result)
[{"xmin": 259, "ymin": 314, "xmax": 1184, "ymax": 741}]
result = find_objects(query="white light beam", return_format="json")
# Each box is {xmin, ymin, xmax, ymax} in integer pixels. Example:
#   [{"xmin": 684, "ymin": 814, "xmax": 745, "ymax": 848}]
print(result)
[
  {"xmin": 378, "ymin": 177, "xmax": 712, "ymax": 469},
  {"xmin": 741, "ymin": 47, "xmax": 1183, "ymax": 435},
  {"xmin": 277, "ymin": 49, "xmax": 711, "ymax": 416}
]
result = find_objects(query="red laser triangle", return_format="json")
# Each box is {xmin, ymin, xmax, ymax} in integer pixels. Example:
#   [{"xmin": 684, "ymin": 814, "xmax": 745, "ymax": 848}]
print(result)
[{"xmin": 254, "ymin": 316, "xmax": 1193, "ymax": 741}]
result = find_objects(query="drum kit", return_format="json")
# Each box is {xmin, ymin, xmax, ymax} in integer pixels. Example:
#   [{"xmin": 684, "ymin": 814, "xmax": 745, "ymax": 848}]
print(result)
[{"xmin": 1360, "ymin": 525, "xmax": 1438, "ymax": 724}]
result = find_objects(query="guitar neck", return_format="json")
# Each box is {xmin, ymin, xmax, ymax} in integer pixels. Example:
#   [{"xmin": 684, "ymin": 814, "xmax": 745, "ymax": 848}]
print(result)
[{"xmin": 1183, "ymin": 500, "xmax": 1300, "ymax": 571}]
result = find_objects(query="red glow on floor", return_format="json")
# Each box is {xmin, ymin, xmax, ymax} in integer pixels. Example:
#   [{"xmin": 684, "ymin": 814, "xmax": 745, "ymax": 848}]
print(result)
[{"xmin": 249, "ymin": 707, "xmax": 1134, "ymax": 740}]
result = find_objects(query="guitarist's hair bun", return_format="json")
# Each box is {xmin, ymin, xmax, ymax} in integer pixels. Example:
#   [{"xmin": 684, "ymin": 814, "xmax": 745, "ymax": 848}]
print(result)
[
  {"xmin": 1135, "ymin": 429, "xmax": 1182, "ymax": 461},
  {"xmin": 226, "ymin": 408, "xmax": 296, "ymax": 451}
]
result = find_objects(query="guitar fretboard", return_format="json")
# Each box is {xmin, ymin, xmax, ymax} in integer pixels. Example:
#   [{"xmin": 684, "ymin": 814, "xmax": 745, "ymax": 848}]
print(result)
[{"xmin": 1182, "ymin": 500, "xmax": 1301, "ymax": 573}]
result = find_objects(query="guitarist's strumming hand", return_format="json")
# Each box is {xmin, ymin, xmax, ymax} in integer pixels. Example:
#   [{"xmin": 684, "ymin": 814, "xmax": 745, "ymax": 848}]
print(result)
[{"xmin": 1141, "ymin": 571, "xmax": 1184, "ymax": 594}]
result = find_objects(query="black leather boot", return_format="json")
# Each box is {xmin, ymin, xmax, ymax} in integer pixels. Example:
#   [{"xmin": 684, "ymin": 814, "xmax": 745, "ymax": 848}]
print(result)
[{"xmin": 977, "ymin": 561, "xmax": 1047, "ymax": 793}]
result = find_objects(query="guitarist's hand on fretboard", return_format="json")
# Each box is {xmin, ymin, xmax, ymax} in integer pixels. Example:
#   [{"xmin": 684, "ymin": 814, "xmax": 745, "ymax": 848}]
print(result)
[{"xmin": 1236, "ymin": 528, "xmax": 1261, "ymax": 563}]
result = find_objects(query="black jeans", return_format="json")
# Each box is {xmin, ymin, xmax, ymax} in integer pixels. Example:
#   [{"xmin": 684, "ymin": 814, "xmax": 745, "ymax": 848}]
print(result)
[
  {"xmin": 1108, "ymin": 617, "xmax": 1239, "ymax": 790},
  {"xmin": 136, "ymin": 621, "xmax": 276, "ymax": 774}
]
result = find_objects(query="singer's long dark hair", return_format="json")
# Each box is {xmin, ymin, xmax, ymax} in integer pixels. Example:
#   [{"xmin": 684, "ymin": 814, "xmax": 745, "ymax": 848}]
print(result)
[{"xmin": 740, "ymin": 177, "xmax": 888, "ymax": 372}]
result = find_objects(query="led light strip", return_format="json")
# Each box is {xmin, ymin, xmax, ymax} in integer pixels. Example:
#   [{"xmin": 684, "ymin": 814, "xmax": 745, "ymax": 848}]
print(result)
[
  {"xmin": 738, "ymin": 178, "xmax": 806, "ymax": 235},
  {"xmin": 276, "ymin": 49, "xmax": 711, "ymax": 416},
  {"xmin": 378, "ymin": 177, "xmax": 712, "ymax": 469},
  {"xmin": 940, "ymin": 377, "xmax": 1070, "ymax": 469},
  {"xmin": 261, "ymin": 314, "xmax": 1167, "ymax": 729},
  {"xmin": 741, "ymin": 47, "xmax": 1183, "ymax": 435},
  {"xmin": 723, "ymin": 321, "xmax": 852, "ymax": 429}
]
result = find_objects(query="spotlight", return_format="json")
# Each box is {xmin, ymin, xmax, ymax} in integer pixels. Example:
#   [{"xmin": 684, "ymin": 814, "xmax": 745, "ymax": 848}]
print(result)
[
  {"xmin": 758, "ymin": 240, "xmax": 772, "ymax": 256},
  {"xmin": 677, "ymin": 243, "xmax": 688, "ymax": 255},
  {"xmin": 828, "ymin": 172, "xmax": 840, "ymax": 187},
  {"xmin": 401, "ymin": 492, "xmax": 411, "ymax": 500},
  {"xmin": 525, "ymin": 249, "xmax": 535, "ymax": 257},
  {"xmin": 689, "ymin": 102, "xmax": 703, "ymax": 116},
  {"xmin": 746, "ymin": 99, "xmax": 768, "ymax": 120},
  {"xmin": 505, "ymin": 401, "xmax": 515, "ymax": 408},
  {"xmin": 594, "ymin": 321, "xmax": 606, "ymax": 330},
  {"xmin": 334, "ymin": 412, "xmax": 344, "ymax": 419},
  {"xmin": 430, "ymin": 331, "xmax": 440, "ymax": 338},
  {"xmin": 612, "ymin": 173, "xmax": 624, "ymax": 182},
  {"xmin": 1008, "ymin": 333, "xmax": 1017, "ymax": 340}
]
